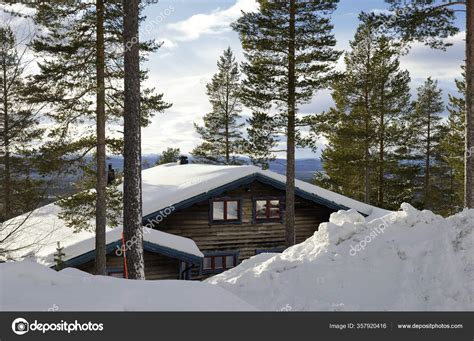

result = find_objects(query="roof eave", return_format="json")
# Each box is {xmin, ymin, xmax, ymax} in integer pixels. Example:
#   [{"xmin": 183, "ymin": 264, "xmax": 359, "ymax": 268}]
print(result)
[
  {"xmin": 142, "ymin": 172, "xmax": 353, "ymax": 227},
  {"xmin": 57, "ymin": 239, "xmax": 203, "ymax": 269}
]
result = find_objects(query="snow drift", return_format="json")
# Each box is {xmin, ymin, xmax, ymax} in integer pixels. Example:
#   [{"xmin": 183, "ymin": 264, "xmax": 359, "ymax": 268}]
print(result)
[
  {"xmin": 0, "ymin": 261, "xmax": 256, "ymax": 311},
  {"xmin": 1, "ymin": 204, "xmax": 471, "ymax": 312},
  {"xmin": 207, "ymin": 204, "xmax": 474, "ymax": 311}
]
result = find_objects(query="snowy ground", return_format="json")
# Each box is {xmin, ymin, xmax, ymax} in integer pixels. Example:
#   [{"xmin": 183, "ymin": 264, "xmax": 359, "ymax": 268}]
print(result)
[
  {"xmin": 0, "ymin": 261, "xmax": 256, "ymax": 311},
  {"xmin": 1, "ymin": 204, "xmax": 472, "ymax": 311},
  {"xmin": 208, "ymin": 204, "xmax": 474, "ymax": 311}
]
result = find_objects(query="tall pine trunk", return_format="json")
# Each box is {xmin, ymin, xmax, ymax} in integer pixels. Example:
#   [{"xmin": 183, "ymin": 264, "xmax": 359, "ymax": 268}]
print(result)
[
  {"xmin": 225, "ymin": 80, "xmax": 230, "ymax": 164},
  {"xmin": 449, "ymin": 166, "xmax": 455, "ymax": 216},
  {"xmin": 364, "ymin": 118, "xmax": 370, "ymax": 204},
  {"xmin": 425, "ymin": 106, "xmax": 431, "ymax": 210},
  {"xmin": 2, "ymin": 56, "xmax": 11, "ymax": 219},
  {"xmin": 123, "ymin": 0, "xmax": 145, "ymax": 279},
  {"xmin": 466, "ymin": 0, "xmax": 473, "ymax": 208},
  {"xmin": 377, "ymin": 77, "xmax": 386, "ymax": 207},
  {"xmin": 94, "ymin": 0, "xmax": 107, "ymax": 275},
  {"xmin": 378, "ymin": 112, "xmax": 385, "ymax": 207},
  {"xmin": 363, "ymin": 44, "xmax": 371, "ymax": 205},
  {"xmin": 285, "ymin": 0, "xmax": 296, "ymax": 247}
]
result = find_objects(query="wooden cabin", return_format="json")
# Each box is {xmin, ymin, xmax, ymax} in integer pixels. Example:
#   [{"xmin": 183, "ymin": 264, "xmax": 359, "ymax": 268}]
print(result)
[
  {"xmin": 148, "ymin": 177, "xmax": 335, "ymax": 279},
  {"xmin": 5, "ymin": 163, "xmax": 379, "ymax": 280}
]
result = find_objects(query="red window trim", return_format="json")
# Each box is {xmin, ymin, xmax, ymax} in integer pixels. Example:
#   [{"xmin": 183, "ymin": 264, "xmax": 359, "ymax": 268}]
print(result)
[
  {"xmin": 211, "ymin": 198, "xmax": 241, "ymax": 222},
  {"xmin": 203, "ymin": 255, "xmax": 235, "ymax": 271},
  {"xmin": 255, "ymin": 198, "xmax": 281, "ymax": 220}
]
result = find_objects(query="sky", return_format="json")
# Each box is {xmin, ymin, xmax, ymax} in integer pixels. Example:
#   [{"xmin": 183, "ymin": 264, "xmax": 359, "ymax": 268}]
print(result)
[
  {"xmin": 1, "ymin": 0, "xmax": 467, "ymax": 159},
  {"xmin": 139, "ymin": 0, "xmax": 466, "ymax": 159}
]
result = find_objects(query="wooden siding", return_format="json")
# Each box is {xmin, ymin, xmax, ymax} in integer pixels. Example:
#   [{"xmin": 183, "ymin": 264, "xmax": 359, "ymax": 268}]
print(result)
[
  {"xmin": 157, "ymin": 180, "xmax": 334, "ymax": 280},
  {"xmin": 72, "ymin": 180, "xmax": 334, "ymax": 280},
  {"xmin": 76, "ymin": 250, "xmax": 180, "ymax": 280}
]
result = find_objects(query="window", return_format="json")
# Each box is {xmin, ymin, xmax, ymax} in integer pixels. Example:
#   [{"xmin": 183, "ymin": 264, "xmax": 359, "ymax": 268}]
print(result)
[
  {"xmin": 211, "ymin": 198, "xmax": 241, "ymax": 223},
  {"xmin": 202, "ymin": 252, "xmax": 238, "ymax": 273},
  {"xmin": 203, "ymin": 257, "xmax": 212, "ymax": 270},
  {"xmin": 106, "ymin": 267, "xmax": 124, "ymax": 278},
  {"xmin": 180, "ymin": 261, "xmax": 192, "ymax": 280},
  {"xmin": 225, "ymin": 255, "xmax": 235, "ymax": 268},
  {"xmin": 254, "ymin": 198, "xmax": 283, "ymax": 222},
  {"xmin": 256, "ymin": 248, "xmax": 285, "ymax": 255}
]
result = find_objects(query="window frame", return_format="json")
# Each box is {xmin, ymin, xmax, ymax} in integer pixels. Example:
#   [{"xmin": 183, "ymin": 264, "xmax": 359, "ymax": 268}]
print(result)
[
  {"xmin": 106, "ymin": 267, "xmax": 124, "ymax": 278},
  {"xmin": 252, "ymin": 196, "xmax": 284, "ymax": 223},
  {"xmin": 201, "ymin": 251, "xmax": 239, "ymax": 275},
  {"xmin": 179, "ymin": 261, "xmax": 192, "ymax": 280},
  {"xmin": 255, "ymin": 247, "xmax": 285, "ymax": 255},
  {"xmin": 209, "ymin": 197, "xmax": 243, "ymax": 224}
]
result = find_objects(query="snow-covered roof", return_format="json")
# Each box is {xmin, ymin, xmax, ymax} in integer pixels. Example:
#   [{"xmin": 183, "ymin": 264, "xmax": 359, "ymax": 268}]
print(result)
[
  {"xmin": 140, "ymin": 163, "xmax": 385, "ymax": 218},
  {"xmin": 1, "ymin": 205, "xmax": 203, "ymax": 267},
  {"xmin": 62, "ymin": 226, "xmax": 204, "ymax": 267},
  {"xmin": 1, "ymin": 163, "xmax": 387, "ymax": 266}
]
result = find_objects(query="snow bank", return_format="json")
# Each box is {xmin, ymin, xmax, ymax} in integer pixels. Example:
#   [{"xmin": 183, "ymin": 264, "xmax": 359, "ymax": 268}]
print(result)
[
  {"xmin": 207, "ymin": 204, "xmax": 474, "ymax": 311},
  {"xmin": 0, "ymin": 261, "xmax": 256, "ymax": 311}
]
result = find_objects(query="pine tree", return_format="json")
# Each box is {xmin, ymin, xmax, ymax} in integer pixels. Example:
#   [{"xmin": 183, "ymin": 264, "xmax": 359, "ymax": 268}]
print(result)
[
  {"xmin": 26, "ymin": 2, "xmax": 171, "ymax": 274},
  {"xmin": 157, "ymin": 147, "xmax": 180, "ymax": 165},
  {"xmin": 315, "ymin": 21, "xmax": 411, "ymax": 210},
  {"xmin": 54, "ymin": 241, "xmax": 66, "ymax": 271},
  {"xmin": 192, "ymin": 47, "xmax": 244, "ymax": 165},
  {"xmin": 57, "ymin": 162, "xmax": 123, "ymax": 233},
  {"xmin": 123, "ymin": 0, "xmax": 145, "ymax": 280},
  {"xmin": 244, "ymin": 112, "xmax": 278, "ymax": 169},
  {"xmin": 233, "ymin": 0, "xmax": 340, "ymax": 246},
  {"xmin": 440, "ymin": 68, "xmax": 466, "ymax": 214},
  {"xmin": 315, "ymin": 109, "xmax": 368, "ymax": 201},
  {"xmin": 370, "ymin": 0, "xmax": 473, "ymax": 208},
  {"xmin": 407, "ymin": 78, "xmax": 445, "ymax": 210},
  {"xmin": 371, "ymin": 37, "xmax": 412, "ymax": 208},
  {"xmin": 0, "ymin": 26, "xmax": 44, "ymax": 222},
  {"xmin": 95, "ymin": 0, "xmax": 107, "ymax": 275}
]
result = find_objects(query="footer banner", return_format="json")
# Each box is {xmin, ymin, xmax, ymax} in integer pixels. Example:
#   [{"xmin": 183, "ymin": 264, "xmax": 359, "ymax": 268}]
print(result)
[{"xmin": 0, "ymin": 312, "xmax": 472, "ymax": 341}]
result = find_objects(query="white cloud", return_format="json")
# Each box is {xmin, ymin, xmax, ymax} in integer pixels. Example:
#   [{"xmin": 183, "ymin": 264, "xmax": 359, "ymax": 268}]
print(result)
[
  {"xmin": 141, "ymin": 73, "xmax": 213, "ymax": 154},
  {"xmin": 166, "ymin": 0, "xmax": 258, "ymax": 42},
  {"xmin": 400, "ymin": 31, "xmax": 465, "ymax": 81},
  {"xmin": 160, "ymin": 38, "xmax": 178, "ymax": 50}
]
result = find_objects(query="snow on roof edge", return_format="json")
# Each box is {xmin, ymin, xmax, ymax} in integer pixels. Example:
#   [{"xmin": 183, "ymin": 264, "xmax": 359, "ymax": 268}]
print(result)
[
  {"xmin": 44, "ymin": 227, "xmax": 203, "ymax": 267},
  {"xmin": 2, "ymin": 163, "xmax": 387, "ymax": 266}
]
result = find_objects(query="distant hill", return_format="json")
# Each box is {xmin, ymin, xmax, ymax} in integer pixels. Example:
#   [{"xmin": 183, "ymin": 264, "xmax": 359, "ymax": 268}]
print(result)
[
  {"xmin": 268, "ymin": 158, "xmax": 322, "ymax": 182},
  {"xmin": 107, "ymin": 155, "xmax": 322, "ymax": 182},
  {"xmin": 40, "ymin": 155, "xmax": 323, "ymax": 204}
]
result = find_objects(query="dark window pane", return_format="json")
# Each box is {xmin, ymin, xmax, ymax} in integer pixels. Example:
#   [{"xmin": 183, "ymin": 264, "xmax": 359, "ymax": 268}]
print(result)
[
  {"xmin": 256, "ymin": 200, "xmax": 267, "ymax": 218},
  {"xmin": 109, "ymin": 272, "xmax": 123, "ymax": 278},
  {"xmin": 214, "ymin": 256, "xmax": 223, "ymax": 269},
  {"xmin": 227, "ymin": 201, "xmax": 239, "ymax": 220},
  {"xmin": 203, "ymin": 257, "xmax": 212, "ymax": 269},
  {"xmin": 225, "ymin": 255, "xmax": 235, "ymax": 268},
  {"xmin": 213, "ymin": 201, "xmax": 224, "ymax": 220}
]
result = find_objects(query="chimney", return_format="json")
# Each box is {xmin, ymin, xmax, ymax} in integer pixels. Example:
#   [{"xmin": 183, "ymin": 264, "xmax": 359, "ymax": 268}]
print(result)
[
  {"xmin": 178, "ymin": 156, "xmax": 189, "ymax": 165},
  {"xmin": 107, "ymin": 164, "xmax": 116, "ymax": 185}
]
